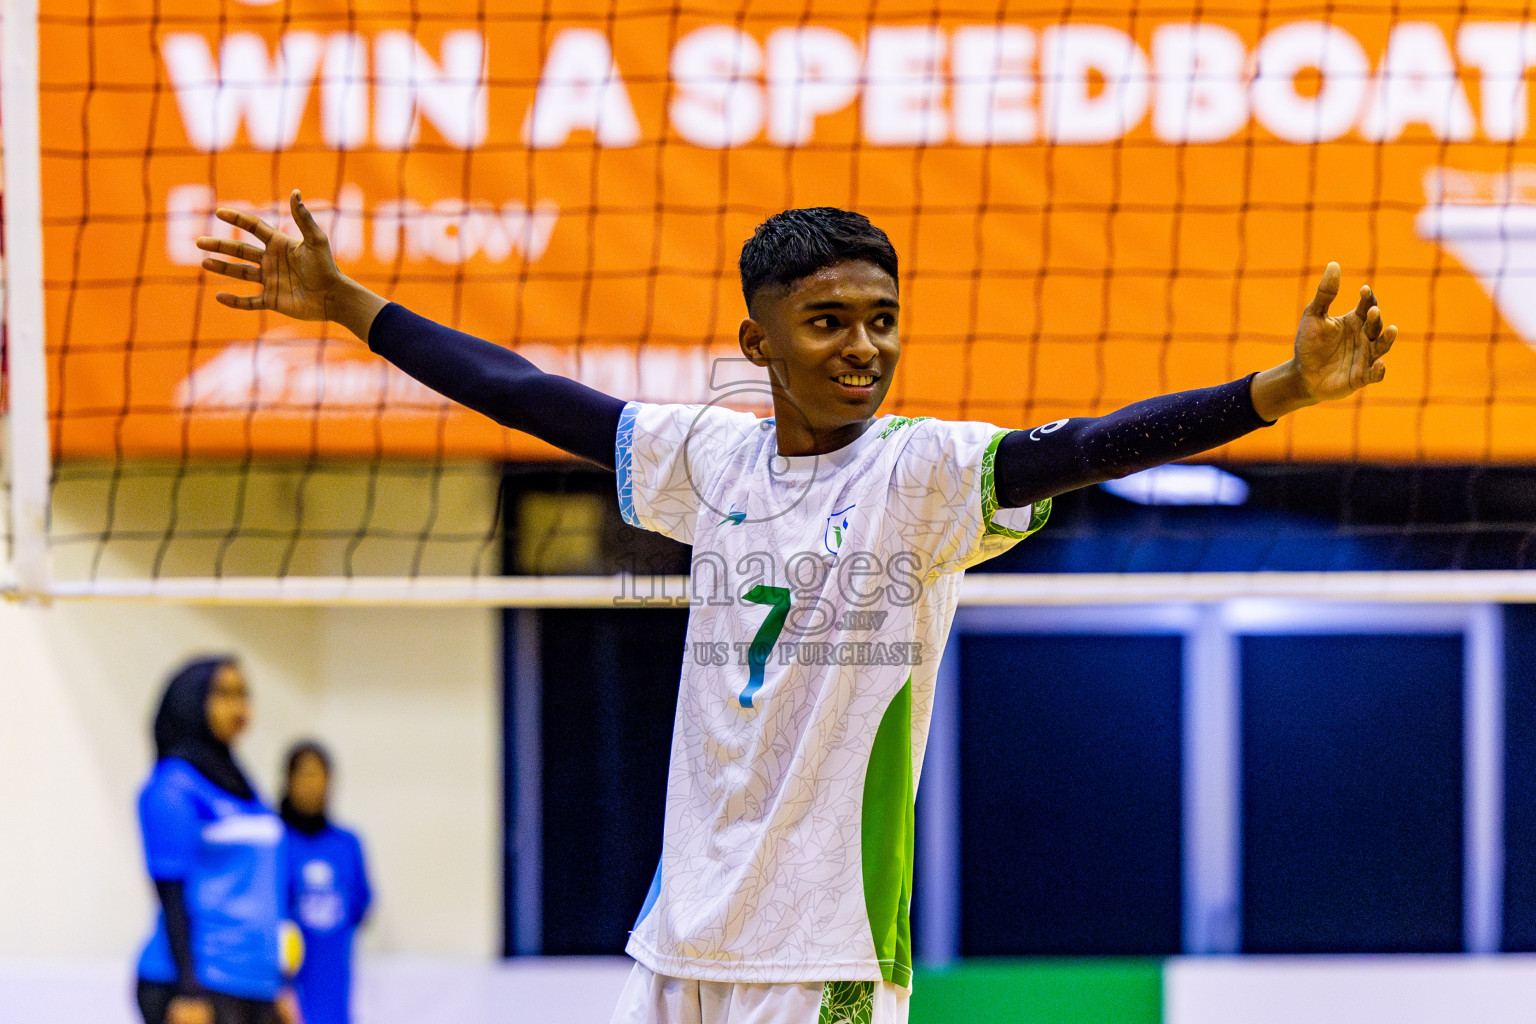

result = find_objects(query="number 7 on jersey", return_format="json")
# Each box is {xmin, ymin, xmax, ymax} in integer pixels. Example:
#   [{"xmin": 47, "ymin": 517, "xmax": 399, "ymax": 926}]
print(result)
[{"xmin": 739, "ymin": 585, "xmax": 790, "ymax": 708}]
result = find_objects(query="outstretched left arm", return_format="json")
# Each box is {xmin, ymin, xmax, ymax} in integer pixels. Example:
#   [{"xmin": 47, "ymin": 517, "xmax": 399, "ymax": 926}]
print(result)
[{"xmin": 995, "ymin": 263, "xmax": 1398, "ymax": 508}]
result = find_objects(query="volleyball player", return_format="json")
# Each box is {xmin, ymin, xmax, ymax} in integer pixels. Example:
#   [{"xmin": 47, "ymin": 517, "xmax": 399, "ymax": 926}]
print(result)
[
  {"xmin": 197, "ymin": 193, "xmax": 1396, "ymax": 1023},
  {"xmin": 136, "ymin": 658, "xmax": 295, "ymax": 1024},
  {"xmin": 280, "ymin": 741, "xmax": 373, "ymax": 1024}
]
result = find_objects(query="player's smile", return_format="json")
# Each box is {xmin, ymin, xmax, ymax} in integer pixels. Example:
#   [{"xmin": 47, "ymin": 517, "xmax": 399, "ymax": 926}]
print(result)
[
  {"xmin": 739, "ymin": 259, "xmax": 901, "ymax": 457},
  {"xmin": 832, "ymin": 371, "xmax": 880, "ymax": 393}
]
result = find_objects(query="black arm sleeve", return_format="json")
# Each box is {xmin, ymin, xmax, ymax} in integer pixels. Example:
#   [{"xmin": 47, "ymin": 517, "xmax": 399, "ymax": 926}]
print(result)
[
  {"xmin": 995, "ymin": 374, "xmax": 1273, "ymax": 508},
  {"xmin": 367, "ymin": 303, "xmax": 626, "ymax": 470},
  {"xmin": 153, "ymin": 879, "xmax": 202, "ymax": 995}
]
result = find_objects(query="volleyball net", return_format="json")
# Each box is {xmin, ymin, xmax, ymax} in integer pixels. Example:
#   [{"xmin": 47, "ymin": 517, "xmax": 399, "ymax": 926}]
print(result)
[{"xmin": 7, "ymin": 0, "xmax": 1536, "ymax": 605}]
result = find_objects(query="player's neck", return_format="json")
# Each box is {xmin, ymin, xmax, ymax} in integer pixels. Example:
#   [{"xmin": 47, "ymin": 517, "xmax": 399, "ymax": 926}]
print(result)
[{"xmin": 771, "ymin": 413, "xmax": 876, "ymax": 457}]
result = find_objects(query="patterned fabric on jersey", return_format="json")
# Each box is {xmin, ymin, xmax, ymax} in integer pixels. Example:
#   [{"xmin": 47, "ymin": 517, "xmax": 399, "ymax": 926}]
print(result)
[
  {"xmin": 138, "ymin": 758, "xmax": 288, "ymax": 1000},
  {"xmin": 617, "ymin": 403, "xmax": 1048, "ymax": 986},
  {"xmin": 818, "ymin": 981, "xmax": 875, "ymax": 1024}
]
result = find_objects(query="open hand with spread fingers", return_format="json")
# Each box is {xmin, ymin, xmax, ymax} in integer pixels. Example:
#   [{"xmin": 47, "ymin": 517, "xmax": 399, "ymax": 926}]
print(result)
[
  {"xmin": 1250, "ymin": 262, "xmax": 1400, "ymax": 422},
  {"xmin": 1293, "ymin": 262, "xmax": 1398, "ymax": 402},
  {"xmin": 194, "ymin": 189, "xmax": 386, "ymax": 340}
]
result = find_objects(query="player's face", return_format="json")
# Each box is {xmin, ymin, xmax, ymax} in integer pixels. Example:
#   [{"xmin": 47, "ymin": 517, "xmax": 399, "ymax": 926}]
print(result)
[
  {"xmin": 740, "ymin": 259, "xmax": 900, "ymax": 456},
  {"xmin": 205, "ymin": 662, "xmax": 250, "ymax": 744},
  {"xmin": 288, "ymin": 751, "xmax": 329, "ymax": 816}
]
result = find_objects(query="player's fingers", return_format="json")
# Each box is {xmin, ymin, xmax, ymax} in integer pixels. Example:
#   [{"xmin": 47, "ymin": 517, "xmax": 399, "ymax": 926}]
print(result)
[
  {"xmin": 1373, "ymin": 323, "xmax": 1398, "ymax": 356},
  {"xmin": 290, "ymin": 189, "xmax": 328, "ymax": 246},
  {"xmin": 1306, "ymin": 262, "xmax": 1342, "ymax": 317},
  {"xmin": 1362, "ymin": 305, "xmax": 1383, "ymax": 340},
  {"xmin": 196, "ymin": 237, "xmax": 264, "ymax": 263},
  {"xmin": 1367, "ymin": 359, "xmax": 1387, "ymax": 385},
  {"xmin": 201, "ymin": 257, "xmax": 261, "ymax": 282},
  {"xmin": 214, "ymin": 290, "xmax": 266, "ymax": 311},
  {"xmin": 215, "ymin": 207, "xmax": 276, "ymax": 243},
  {"xmin": 1353, "ymin": 284, "xmax": 1377, "ymax": 322}
]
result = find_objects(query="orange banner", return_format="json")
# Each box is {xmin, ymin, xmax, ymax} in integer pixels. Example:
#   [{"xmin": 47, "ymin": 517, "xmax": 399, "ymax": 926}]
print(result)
[{"xmin": 38, "ymin": 0, "xmax": 1536, "ymax": 461}]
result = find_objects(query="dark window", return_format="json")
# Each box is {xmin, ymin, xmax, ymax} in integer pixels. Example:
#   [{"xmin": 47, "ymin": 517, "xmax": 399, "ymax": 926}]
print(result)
[
  {"xmin": 510, "ymin": 608, "xmax": 685, "ymax": 955},
  {"xmin": 1503, "ymin": 606, "xmax": 1536, "ymax": 950},
  {"xmin": 958, "ymin": 634, "xmax": 1183, "ymax": 954},
  {"xmin": 1240, "ymin": 634, "xmax": 1463, "ymax": 953}
]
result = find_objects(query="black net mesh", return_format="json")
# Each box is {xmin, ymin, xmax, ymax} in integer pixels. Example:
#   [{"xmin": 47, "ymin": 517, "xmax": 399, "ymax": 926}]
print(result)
[{"xmin": 17, "ymin": 0, "xmax": 1536, "ymax": 582}]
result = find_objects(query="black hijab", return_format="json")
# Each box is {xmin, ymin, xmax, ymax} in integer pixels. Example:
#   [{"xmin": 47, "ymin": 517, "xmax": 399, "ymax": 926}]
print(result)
[
  {"xmin": 280, "ymin": 740, "xmax": 331, "ymax": 836},
  {"xmin": 153, "ymin": 656, "xmax": 256, "ymax": 801}
]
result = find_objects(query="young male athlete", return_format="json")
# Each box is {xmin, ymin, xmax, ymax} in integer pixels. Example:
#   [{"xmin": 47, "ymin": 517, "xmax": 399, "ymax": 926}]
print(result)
[{"xmin": 198, "ymin": 193, "xmax": 1397, "ymax": 1024}]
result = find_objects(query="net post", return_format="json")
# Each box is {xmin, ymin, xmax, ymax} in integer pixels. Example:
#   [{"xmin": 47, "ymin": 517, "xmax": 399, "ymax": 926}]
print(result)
[{"xmin": 2, "ymin": 0, "xmax": 50, "ymax": 600}]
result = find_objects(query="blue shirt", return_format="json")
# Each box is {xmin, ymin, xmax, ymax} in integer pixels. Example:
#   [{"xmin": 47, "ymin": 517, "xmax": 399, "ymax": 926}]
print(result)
[
  {"xmin": 287, "ymin": 824, "xmax": 371, "ymax": 1024},
  {"xmin": 137, "ymin": 758, "xmax": 288, "ymax": 1000}
]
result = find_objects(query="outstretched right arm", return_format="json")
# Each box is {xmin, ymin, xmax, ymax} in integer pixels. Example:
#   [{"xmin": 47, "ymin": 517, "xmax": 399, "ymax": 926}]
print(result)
[
  {"xmin": 364, "ymin": 306, "xmax": 624, "ymax": 468},
  {"xmin": 197, "ymin": 190, "xmax": 623, "ymax": 469}
]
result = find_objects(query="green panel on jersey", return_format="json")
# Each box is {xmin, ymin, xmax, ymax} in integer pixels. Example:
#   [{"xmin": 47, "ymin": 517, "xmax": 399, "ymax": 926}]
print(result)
[
  {"xmin": 862, "ymin": 677, "xmax": 915, "ymax": 987},
  {"xmin": 979, "ymin": 430, "xmax": 1052, "ymax": 540},
  {"xmin": 876, "ymin": 415, "xmax": 932, "ymax": 439},
  {"xmin": 819, "ymin": 980, "xmax": 874, "ymax": 1024},
  {"xmin": 911, "ymin": 960, "xmax": 1163, "ymax": 1024}
]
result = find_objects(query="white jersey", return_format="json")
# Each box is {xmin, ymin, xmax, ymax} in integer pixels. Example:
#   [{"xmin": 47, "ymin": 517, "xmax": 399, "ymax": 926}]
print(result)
[{"xmin": 616, "ymin": 402, "xmax": 1050, "ymax": 987}]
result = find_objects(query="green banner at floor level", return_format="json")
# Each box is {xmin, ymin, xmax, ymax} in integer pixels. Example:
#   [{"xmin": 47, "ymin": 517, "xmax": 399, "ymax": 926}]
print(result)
[{"xmin": 911, "ymin": 959, "xmax": 1163, "ymax": 1024}]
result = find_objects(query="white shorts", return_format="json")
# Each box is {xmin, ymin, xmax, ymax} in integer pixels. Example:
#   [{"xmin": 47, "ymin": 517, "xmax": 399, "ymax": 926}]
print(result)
[{"xmin": 609, "ymin": 963, "xmax": 911, "ymax": 1024}]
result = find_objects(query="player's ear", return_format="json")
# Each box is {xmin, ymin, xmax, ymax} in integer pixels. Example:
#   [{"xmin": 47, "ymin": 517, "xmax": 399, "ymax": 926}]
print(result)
[{"xmin": 739, "ymin": 317, "xmax": 769, "ymax": 366}]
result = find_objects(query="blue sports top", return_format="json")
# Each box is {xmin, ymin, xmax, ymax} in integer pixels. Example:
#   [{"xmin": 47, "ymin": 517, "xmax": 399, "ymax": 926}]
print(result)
[
  {"xmin": 287, "ymin": 824, "xmax": 372, "ymax": 1024},
  {"xmin": 137, "ymin": 758, "xmax": 288, "ymax": 1000}
]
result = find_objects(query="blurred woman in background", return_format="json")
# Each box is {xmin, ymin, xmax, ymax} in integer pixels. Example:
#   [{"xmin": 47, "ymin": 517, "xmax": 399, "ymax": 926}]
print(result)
[
  {"xmin": 135, "ymin": 657, "xmax": 293, "ymax": 1024},
  {"xmin": 281, "ymin": 741, "xmax": 372, "ymax": 1024}
]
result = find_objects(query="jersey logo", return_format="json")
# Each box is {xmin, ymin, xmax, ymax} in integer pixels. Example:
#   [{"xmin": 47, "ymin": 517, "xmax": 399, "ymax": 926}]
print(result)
[
  {"xmin": 202, "ymin": 813, "xmax": 284, "ymax": 847},
  {"xmin": 298, "ymin": 859, "xmax": 345, "ymax": 931},
  {"xmin": 303, "ymin": 860, "xmax": 336, "ymax": 887},
  {"xmin": 824, "ymin": 503, "xmax": 856, "ymax": 554},
  {"xmin": 718, "ymin": 504, "xmax": 746, "ymax": 526},
  {"xmin": 1028, "ymin": 418, "xmax": 1069, "ymax": 441}
]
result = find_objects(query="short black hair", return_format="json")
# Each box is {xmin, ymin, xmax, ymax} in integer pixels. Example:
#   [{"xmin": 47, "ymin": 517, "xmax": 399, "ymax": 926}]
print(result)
[{"xmin": 739, "ymin": 208, "xmax": 898, "ymax": 311}]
